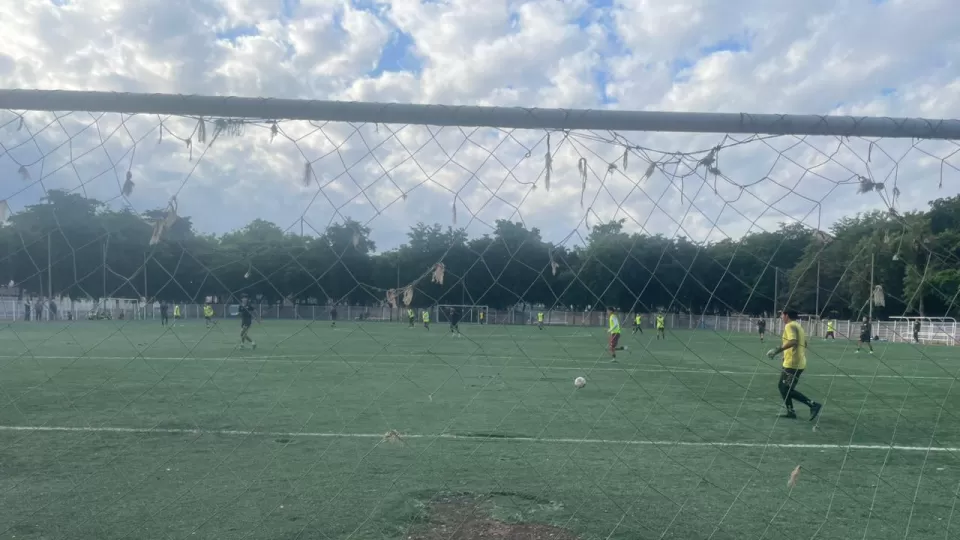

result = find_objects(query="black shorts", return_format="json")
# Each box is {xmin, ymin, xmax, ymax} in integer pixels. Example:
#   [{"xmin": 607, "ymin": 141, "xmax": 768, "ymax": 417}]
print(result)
[
  {"xmin": 860, "ymin": 333, "xmax": 871, "ymax": 343},
  {"xmin": 780, "ymin": 368, "xmax": 803, "ymax": 387},
  {"xmin": 759, "ymin": 328, "xmax": 765, "ymax": 334},
  {"xmin": 241, "ymin": 322, "xmax": 251, "ymax": 331}
]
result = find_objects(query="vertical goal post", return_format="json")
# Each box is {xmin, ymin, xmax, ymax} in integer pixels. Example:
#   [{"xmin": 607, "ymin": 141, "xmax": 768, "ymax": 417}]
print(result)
[{"xmin": 4, "ymin": 89, "xmax": 960, "ymax": 540}]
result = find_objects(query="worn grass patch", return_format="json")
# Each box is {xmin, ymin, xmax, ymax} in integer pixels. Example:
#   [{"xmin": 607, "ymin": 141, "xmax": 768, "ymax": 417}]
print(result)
[{"xmin": 405, "ymin": 493, "xmax": 579, "ymax": 540}]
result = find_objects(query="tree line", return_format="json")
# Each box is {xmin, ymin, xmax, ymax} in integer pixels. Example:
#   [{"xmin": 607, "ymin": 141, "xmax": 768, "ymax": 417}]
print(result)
[{"xmin": 2, "ymin": 190, "xmax": 959, "ymax": 319}]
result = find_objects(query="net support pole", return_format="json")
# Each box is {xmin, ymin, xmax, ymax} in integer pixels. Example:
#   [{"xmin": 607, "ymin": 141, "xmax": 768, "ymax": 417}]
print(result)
[
  {"xmin": 869, "ymin": 252, "xmax": 875, "ymax": 322},
  {"xmin": 815, "ymin": 259, "xmax": 821, "ymax": 313},
  {"xmin": 102, "ymin": 237, "xmax": 107, "ymax": 303},
  {"xmin": 774, "ymin": 268, "xmax": 778, "ymax": 316},
  {"xmin": 47, "ymin": 232, "xmax": 51, "ymax": 320}
]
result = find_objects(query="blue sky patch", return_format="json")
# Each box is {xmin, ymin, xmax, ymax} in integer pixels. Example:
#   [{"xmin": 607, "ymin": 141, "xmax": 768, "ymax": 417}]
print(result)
[
  {"xmin": 700, "ymin": 33, "xmax": 753, "ymax": 56},
  {"xmin": 216, "ymin": 25, "xmax": 260, "ymax": 43},
  {"xmin": 372, "ymin": 31, "xmax": 421, "ymax": 76}
]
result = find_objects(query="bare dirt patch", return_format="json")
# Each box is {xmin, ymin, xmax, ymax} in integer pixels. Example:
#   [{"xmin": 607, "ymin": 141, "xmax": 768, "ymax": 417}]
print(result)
[{"xmin": 405, "ymin": 494, "xmax": 579, "ymax": 540}]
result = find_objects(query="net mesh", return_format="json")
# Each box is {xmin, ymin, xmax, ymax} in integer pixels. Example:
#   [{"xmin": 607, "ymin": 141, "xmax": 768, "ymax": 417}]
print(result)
[{"xmin": 1, "ymin": 93, "xmax": 960, "ymax": 539}]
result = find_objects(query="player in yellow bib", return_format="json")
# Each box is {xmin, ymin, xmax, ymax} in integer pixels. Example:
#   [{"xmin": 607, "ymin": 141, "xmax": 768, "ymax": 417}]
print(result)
[
  {"xmin": 825, "ymin": 320, "xmax": 835, "ymax": 339},
  {"xmin": 407, "ymin": 308, "xmax": 415, "ymax": 328},
  {"xmin": 767, "ymin": 309, "xmax": 822, "ymax": 421},
  {"xmin": 607, "ymin": 307, "xmax": 627, "ymax": 360},
  {"xmin": 537, "ymin": 312, "xmax": 544, "ymax": 330},
  {"xmin": 173, "ymin": 304, "xmax": 181, "ymax": 320},
  {"xmin": 632, "ymin": 314, "xmax": 643, "ymax": 334},
  {"xmin": 655, "ymin": 313, "xmax": 665, "ymax": 340},
  {"xmin": 479, "ymin": 310, "xmax": 485, "ymax": 325},
  {"xmin": 203, "ymin": 303, "xmax": 215, "ymax": 328},
  {"xmin": 422, "ymin": 309, "xmax": 430, "ymax": 330}
]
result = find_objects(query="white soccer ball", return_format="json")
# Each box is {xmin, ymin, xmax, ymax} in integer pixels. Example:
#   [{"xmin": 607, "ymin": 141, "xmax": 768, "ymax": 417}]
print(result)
[{"xmin": 574, "ymin": 376, "xmax": 586, "ymax": 388}]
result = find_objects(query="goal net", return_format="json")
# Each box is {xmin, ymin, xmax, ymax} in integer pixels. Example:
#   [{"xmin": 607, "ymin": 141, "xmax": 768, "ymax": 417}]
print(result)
[
  {"xmin": 436, "ymin": 304, "xmax": 489, "ymax": 324},
  {"xmin": 1, "ymin": 89, "xmax": 959, "ymax": 540}
]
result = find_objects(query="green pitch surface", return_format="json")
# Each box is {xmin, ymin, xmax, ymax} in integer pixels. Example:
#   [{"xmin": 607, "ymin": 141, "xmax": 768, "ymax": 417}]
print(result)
[{"xmin": 1, "ymin": 321, "xmax": 959, "ymax": 539}]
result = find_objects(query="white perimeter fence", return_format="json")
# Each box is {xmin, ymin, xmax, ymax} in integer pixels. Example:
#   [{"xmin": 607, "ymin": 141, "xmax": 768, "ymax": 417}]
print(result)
[{"xmin": 1, "ymin": 299, "xmax": 954, "ymax": 346}]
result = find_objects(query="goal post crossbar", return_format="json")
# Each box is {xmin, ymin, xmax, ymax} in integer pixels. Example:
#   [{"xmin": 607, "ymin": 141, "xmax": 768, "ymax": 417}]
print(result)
[{"xmin": 2, "ymin": 90, "xmax": 960, "ymax": 139}]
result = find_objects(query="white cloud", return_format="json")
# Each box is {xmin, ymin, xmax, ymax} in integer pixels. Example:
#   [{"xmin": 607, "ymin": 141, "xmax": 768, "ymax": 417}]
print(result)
[{"xmin": 0, "ymin": 0, "xmax": 958, "ymax": 254}]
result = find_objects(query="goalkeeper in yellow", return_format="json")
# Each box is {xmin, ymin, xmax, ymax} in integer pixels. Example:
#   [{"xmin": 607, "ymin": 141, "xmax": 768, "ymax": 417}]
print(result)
[
  {"xmin": 767, "ymin": 309, "xmax": 823, "ymax": 421},
  {"xmin": 607, "ymin": 307, "xmax": 627, "ymax": 360},
  {"xmin": 203, "ymin": 303, "xmax": 215, "ymax": 328}
]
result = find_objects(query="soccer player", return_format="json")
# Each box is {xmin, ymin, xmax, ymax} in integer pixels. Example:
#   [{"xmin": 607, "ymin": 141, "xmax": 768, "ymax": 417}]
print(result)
[
  {"xmin": 159, "ymin": 301, "xmax": 169, "ymax": 327},
  {"xmin": 633, "ymin": 313, "xmax": 643, "ymax": 334},
  {"xmin": 767, "ymin": 309, "xmax": 822, "ymax": 421},
  {"xmin": 913, "ymin": 319, "xmax": 921, "ymax": 344},
  {"xmin": 422, "ymin": 309, "xmax": 430, "ymax": 330},
  {"xmin": 407, "ymin": 308, "xmax": 415, "ymax": 328},
  {"xmin": 203, "ymin": 303, "xmax": 215, "ymax": 328},
  {"xmin": 825, "ymin": 320, "xmax": 836, "ymax": 340},
  {"xmin": 607, "ymin": 307, "xmax": 627, "ymax": 361},
  {"xmin": 655, "ymin": 313, "xmax": 666, "ymax": 340},
  {"xmin": 173, "ymin": 304, "xmax": 181, "ymax": 321},
  {"xmin": 757, "ymin": 319, "xmax": 766, "ymax": 342},
  {"xmin": 238, "ymin": 296, "xmax": 258, "ymax": 350},
  {"xmin": 856, "ymin": 316, "xmax": 874, "ymax": 354},
  {"xmin": 330, "ymin": 306, "xmax": 338, "ymax": 328},
  {"xmin": 537, "ymin": 311, "xmax": 544, "ymax": 330},
  {"xmin": 448, "ymin": 307, "xmax": 462, "ymax": 337},
  {"xmin": 479, "ymin": 310, "xmax": 485, "ymax": 325}
]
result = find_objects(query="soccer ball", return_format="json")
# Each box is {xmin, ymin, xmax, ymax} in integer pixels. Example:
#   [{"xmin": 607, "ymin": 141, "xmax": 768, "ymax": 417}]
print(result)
[{"xmin": 574, "ymin": 376, "xmax": 586, "ymax": 388}]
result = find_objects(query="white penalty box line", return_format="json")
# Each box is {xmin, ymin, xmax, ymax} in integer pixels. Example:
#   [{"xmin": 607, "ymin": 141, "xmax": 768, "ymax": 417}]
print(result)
[
  {"xmin": 0, "ymin": 424, "xmax": 957, "ymax": 453},
  {"xmin": 0, "ymin": 353, "xmax": 955, "ymax": 381}
]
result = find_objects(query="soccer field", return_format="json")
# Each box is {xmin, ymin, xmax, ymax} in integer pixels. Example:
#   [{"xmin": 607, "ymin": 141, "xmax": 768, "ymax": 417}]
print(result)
[{"xmin": 1, "ymin": 320, "xmax": 958, "ymax": 539}]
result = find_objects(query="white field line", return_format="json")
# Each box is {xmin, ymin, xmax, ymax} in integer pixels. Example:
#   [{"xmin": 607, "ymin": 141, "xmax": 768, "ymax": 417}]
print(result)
[
  {"xmin": 0, "ymin": 424, "xmax": 957, "ymax": 453},
  {"xmin": 0, "ymin": 353, "xmax": 955, "ymax": 381}
]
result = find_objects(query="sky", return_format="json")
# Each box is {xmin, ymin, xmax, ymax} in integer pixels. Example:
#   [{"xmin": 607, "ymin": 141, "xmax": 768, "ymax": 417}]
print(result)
[{"xmin": 1, "ymin": 0, "xmax": 959, "ymax": 253}]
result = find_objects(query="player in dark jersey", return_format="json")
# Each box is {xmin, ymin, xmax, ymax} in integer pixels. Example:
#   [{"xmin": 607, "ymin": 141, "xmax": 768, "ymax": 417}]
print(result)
[
  {"xmin": 238, "ymin": 297, "xmax": 257, "ymax": 350},
  {"xmin": 757, "ymin": 319, "xmax": 766, "ymax": 342},
  {"xmin": 159, "ymin": 301, "xmax": 169, "ymax": 327},
  {"xmin": 856, "ymin": 316, "xmax": 873, "ymax": 354},
  {"xmin": 330, "ymin": 306, "xmax": 337, "ymax": 328},
  {"xmin": 448, "ymin": 307, "xmax": 462, "ymax": 337},
  {"xmin": 913, "ymin": 320, "xmax": 921, "ymax": 344}
]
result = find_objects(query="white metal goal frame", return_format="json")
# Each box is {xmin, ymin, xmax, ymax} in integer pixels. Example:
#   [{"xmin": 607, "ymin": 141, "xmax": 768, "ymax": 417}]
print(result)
[
  {"xmin": 4, "ymin": 89, "xmax": 960, "ymax": 540},
  {"xmin": 887, "ymin": 316, "xmax": 958, "ymax": 345},
  {"xmin": 436, "ymin": 304, "xmax": 490, "ymax": 324}
]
